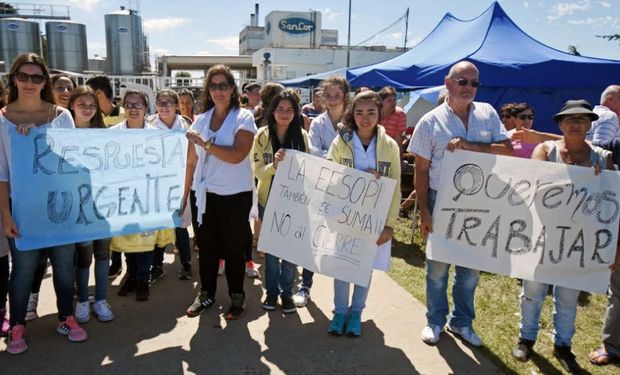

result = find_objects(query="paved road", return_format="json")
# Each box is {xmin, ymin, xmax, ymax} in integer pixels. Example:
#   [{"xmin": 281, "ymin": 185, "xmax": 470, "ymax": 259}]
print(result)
[{"xmin": 0, "ymin": 249, "xmax": 503, "ymax": 374}]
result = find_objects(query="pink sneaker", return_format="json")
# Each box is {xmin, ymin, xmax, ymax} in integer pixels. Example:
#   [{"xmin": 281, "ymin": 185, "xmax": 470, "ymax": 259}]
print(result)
[
  {"xmin": 57, "ymin": 316, "xmax": 88, "ymax": 342},
  {"xmin": 0, "ymin": 308, "xmax": 9, "ymax": 336},
  {"xmin": 7, "ymin": 324, "xmax": 27, "ymax": 354}
]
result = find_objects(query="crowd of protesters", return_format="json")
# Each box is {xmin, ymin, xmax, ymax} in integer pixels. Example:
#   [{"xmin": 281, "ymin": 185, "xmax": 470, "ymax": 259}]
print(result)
[{"xmin": 0, "ymin": 53, "xmax": 618, "ymax": 374}]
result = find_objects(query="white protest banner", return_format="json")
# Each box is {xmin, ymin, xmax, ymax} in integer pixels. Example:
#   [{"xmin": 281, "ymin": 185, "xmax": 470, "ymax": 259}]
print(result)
[
  {"xmin": 258, "ymin": 150, "xmax": 397, "ymax": 287},
  {"xmin": 10, "ymin": 128, "xmax": 187, "ymax": 251},
  {"xmin": 427, "ymin": 150, "xmax": 620, "ymax": 294}
]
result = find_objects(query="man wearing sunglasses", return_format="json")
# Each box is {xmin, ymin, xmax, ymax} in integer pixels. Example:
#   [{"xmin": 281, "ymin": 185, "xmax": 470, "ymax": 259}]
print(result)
[
  {"xmin": 586, "ymin": 85, "xmax": 620, "ymax": 146},
  {"xmin": 408, "ymin": 61, "xmax": 513, "ymax": 347}
]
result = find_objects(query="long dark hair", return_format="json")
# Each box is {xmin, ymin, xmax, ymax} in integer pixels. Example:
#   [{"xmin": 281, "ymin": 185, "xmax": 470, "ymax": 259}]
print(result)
[
  {"xmin": 342, "ymin": 90, "xmax": 383, "ymax": 133},
  {"xmin": 68, "ymin": 85, "xmax": 105, "ymax": 128},
  {"xmin": 7, "ymin": 53, "xmax": 54, "ymax": 104},
  {"xmin": 200, "ymin": 64, "xmax": 240, "ymax": 112},
  {"xmin": 264, "ymin": 89, "xmax": 306, "ymax": 152}
]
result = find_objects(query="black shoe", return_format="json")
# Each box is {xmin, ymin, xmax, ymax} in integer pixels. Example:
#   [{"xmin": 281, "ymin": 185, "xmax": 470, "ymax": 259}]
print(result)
[
  {"xmin": 225, "ymin": 292, "xmax": 245, "ymax": 320},
  {"xmin": 118, "ymin": 276, "xmax": 136, "ymax": 296},
  {"xmin": 150, "ymin": 266, "xmax": 165, "ymax": 284},
  {"xmin": 108, "ymin": 262, "xmax": 122, "ymax": 280},
  {"xmin": 261, "ymin": 295, "xmax": 277, "ymax": 311},
  {"xmin": 136, "ymin": 281, "xmax": 150, "ymax": 301},
  {"xmin": 512, "ymin": 338, "xmax": 535, "ymax": 362},
  {"xmin": 553, "ymin": 345, "xmax": 583, "ymax": 374},
  {"xmin": 281, "ymin": 296, "xmax": 297, "ymax": 314},
  {"xmin": 177, "ymin": 263, "xmax": 192, "ymax": 280},
  {"xmin": 186, "ymin": 291, "xmax": 215, "ymax": 317}
]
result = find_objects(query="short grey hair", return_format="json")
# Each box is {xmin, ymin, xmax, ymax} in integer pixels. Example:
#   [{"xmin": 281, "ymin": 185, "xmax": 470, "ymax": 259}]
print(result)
[{"xmin": 601, "ymin": 85, "xmax": 620, "ymax": 105}]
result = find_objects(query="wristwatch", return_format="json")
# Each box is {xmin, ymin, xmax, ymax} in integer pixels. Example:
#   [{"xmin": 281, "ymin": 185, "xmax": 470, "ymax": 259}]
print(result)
[{"xmin": 203, "ymin": 138, "xmax": 213, "ymax": 151}]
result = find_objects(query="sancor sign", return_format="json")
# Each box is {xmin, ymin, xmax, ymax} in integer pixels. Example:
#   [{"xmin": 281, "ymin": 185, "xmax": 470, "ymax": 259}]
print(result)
[{"xmin": 278, "ymin": 17, "xmax": 315, "ymax": 34}]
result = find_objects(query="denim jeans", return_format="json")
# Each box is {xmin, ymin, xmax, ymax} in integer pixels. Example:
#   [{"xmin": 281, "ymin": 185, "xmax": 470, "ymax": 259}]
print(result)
[
  {"xmin": 153, "ymin": 227, "xmax": 192, "ymax": 269},
  {"xmin": 519, "ymin": 280, "xmax": 580, "ymax": 346},
  {"xmin": 333, "ymin": 276, "xmax": 371, "ymax": 315},
  {"xmin": 9, "ymin": 241, "xmax": 75, "ymax": 325},
  {"xmin": 75, "ymin": 239, "xmax": 110, "ymax": 302},
  {"xmin": 264, "ymin": 253, "xmax": 296, "ymax": 298},
  {"xmin": 0, "ymin": 255, "xmax": 8, "ymax": 309},
  {"xmin": 603, "ymin": 269, "xmax": 620, "ymax": 356},
  {"xmin": 425, "ymin": 188, "xmax": 480, "ymax": 328},
  {"xmin": 126, "ymin": 251, "xmax": 154, "ymax": 283},
  {"xmin": 300, "ymin": 269, "xmax": 314, "ymax": 289}
]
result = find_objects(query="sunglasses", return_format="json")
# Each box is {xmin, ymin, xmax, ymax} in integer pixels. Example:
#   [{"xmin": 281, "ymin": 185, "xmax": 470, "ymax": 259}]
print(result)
[
  {"xmin": 517, "ymin": 114, "xmax": 535, "ymax": 120},
  {"xmin": 53, "ymin": 85, "xmax": 73, "ymax": 93},
  {"xmin": 15, "ymin": 71, "xmax": 45, "ymax": 84},
  {"xmin": 123, "ymin": 102, "xmax": 145, "ymax": 109},
  {"xmin": 452, "ymin": 78, "xmax": 481, "ymax": 88},
  {"xmin": 207, "ymin": 82, "xmax": 230, "ymax": 91},
  {"xmin": 156, "ymin": 101, "xmax": 176, "ymax": 108}
]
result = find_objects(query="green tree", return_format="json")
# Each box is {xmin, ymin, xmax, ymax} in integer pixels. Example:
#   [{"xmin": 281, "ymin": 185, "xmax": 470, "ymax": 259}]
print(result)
[
  {"xmin": 0, "ymin": 2, "xmax": 16, "ymax": 15},
  {"xmin": 175, "ymin": 71, "xmax": 191, "ymax": 86}
]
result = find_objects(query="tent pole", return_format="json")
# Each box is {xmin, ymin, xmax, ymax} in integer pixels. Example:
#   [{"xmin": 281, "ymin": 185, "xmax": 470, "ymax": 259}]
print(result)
[
  {"xmin": 346, "ymin": 0, "xmax": 352, "ymax": 68},
  {"xmin": 404, "ymin": 7, "xmax": 409, "ymax": 50}
]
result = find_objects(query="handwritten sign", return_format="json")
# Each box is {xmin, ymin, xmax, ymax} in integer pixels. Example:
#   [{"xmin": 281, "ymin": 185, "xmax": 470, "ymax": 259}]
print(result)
[
  {"xmin": 10, "ymin": 128, "xmax": 187, "ymax": 251},
  {"xmin": 258, "ymin": 150, "xmax": 397, "ymax": 287},
  {"xmin": 427, "ymin": 150, "xmax": 620, "ymax": 294}
]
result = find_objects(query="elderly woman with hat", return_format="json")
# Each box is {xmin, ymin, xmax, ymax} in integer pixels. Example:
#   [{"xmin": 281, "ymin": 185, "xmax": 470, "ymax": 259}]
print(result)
[{"xmin": 511, "ymin": 100, "xmax": 614, "ymax": 374}]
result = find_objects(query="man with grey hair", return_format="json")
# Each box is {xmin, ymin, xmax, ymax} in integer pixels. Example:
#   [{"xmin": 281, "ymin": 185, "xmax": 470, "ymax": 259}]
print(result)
[
  {"xmin": 586, "ymin": 85, "xmax": 620, "ymax": 145},
  {"xmin": 408, "ymin": 60, "xmax": 513, "ymax": 346}
]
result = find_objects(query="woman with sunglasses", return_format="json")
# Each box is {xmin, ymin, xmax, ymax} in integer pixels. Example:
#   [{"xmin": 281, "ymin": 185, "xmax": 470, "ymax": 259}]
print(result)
[
  {"xmin": 512, "ymin": 100, "xmax": 614, "ymax": 372},
  {"xmin": 146, "ymin": 89, "xmax": 193, "ymax": 282},
  {"xmin": 0, "ymin": 53, "xmax": 86, "ymax": 355},
  {"xmin": 183, "ymin": 64, "xmax": 257, "ymax": 320},
  {"xmin": 66, "ymin": 86, "xmax": 114, "ymax": 323},
  {"xmin": 509, "ymin": 103, "xmax": 560, "ymax": 159},
  {"xmin": 326, "ymin": 90, "xmax": 401, "ymax": 336},
  {"xmin": 109, "ymin": 90, "xmax": 174, "ymax": 301},
  {"xmin": 252, "ymin": 89, "xmax": 309, "ymax": 314}
]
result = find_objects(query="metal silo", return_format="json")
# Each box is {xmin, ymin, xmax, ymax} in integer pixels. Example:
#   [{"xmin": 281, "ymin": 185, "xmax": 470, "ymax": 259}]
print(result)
[
  {"xmin": 0, "ymin": 18, "xmax": 41, "ymax": 72},
  {"xmin": 46, "ymin": 21, "xmax": 88, "ymax": 72},
  {"xmin": 105, "ymin": 9, "xmax": 145, "ymax": 75}
]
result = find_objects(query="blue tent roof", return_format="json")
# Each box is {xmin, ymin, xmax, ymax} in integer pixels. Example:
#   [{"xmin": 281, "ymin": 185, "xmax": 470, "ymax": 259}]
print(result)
[
  {"xmin": 347, "ymin": 2, "xmax": 620, "ymax": 90},
  {"xmin": 347, "ymin": 2, "xmax": 620, "ymax": 133}
]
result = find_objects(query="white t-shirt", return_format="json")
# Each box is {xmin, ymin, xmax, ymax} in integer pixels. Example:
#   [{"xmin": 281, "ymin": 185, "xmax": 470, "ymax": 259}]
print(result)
[
  {"xmin": 351, "ymin": 132, "xmax": 391, "ymax": 271},
  {"xmin": 191, "ymin": 107, "xmax": 257, "ymax": 222},
  {"xmin": 0, "ymin": 109, "xmax": 75, "ymax": 183},
  {"xmin": 308, "ymin": 111, "xmax": 339, "ymax": 158},
  {"xmin": 146, "ymin": 114, "xmax": 189, "ymax": 131}
]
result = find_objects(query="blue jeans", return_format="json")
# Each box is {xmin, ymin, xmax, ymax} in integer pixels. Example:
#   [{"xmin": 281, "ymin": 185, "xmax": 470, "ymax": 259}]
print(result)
[
  {"xmin": 519, "ymin": 280, "xmax": 580, "ymax": 346},
  {"xmin": 9, "ymin": 241, "xmax": 76, "ymax": 325},
  {"xmin": 75, "ymin": 239, "xmax": 110, "ymax": 302},
  {"xmin": 425, "ymin": 188, "xmax": 480, "ymax": 328},
  {"xmin": 333, "ymin": 276, "xmax": 371, "ymax": 315},
  {"xmin": 300, "ymin": 269, "xmax": 314, "ymax": 289},
  {"xmin": 153, "ymin": 227, "xmax": 192, "ymax": 268},
  {"xmin": 264, "ymin": 253, "xmax": 296, "ymax": 298}
]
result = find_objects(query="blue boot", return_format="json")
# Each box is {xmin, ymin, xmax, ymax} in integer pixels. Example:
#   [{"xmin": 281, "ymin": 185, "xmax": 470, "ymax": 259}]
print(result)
[
  {"xmin": 346, "ymin": 311, "xmax": 362, "ymax": 337},
  {"xmin": 328, "ymin": 313, "xmax": 346, "ymax": 335}
]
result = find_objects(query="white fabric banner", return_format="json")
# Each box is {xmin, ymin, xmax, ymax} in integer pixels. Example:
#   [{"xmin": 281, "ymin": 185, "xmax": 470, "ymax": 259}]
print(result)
[
  {"xmin": 258, "ymin": 150, "xmax": 396, "ymax": 287},
  {"xmin": 427, "ymin": 150, "xmax": 620, "ymax": 294}
]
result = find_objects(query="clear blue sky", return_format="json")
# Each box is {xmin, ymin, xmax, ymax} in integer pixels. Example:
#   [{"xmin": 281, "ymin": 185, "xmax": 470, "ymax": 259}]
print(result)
[{"xmin": 45, "ymin": 0, "xmax": 620, "ymax": 62}]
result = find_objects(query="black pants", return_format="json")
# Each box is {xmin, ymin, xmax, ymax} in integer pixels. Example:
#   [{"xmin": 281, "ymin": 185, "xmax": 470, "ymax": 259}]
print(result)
[
  {"xmin": 196, "ymin": 191, "xmax": 252, "ymax": 298},
  {"xmin": 0, "ymin": 255, "xmax": 8, "ymax": 309}
]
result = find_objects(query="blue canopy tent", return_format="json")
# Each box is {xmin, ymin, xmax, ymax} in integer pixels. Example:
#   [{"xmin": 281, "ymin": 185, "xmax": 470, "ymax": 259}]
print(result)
[
  {"xmin": 347, "ymin": 2, "xmax": 620, "ymax": 133},
  {"xmin": 280, "ymin": 67, "xmax": 348, "ymax": 88}
]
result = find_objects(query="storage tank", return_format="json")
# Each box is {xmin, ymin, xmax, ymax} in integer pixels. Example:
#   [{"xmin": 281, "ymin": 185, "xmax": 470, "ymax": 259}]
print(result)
[
  {"xmin": 105, "ymin": 9, "xmax": 145, "ymax": 75},
  {"xmin": 0, "ymin": 18, "xmax": 41, "ymax": 72},
  {"xmin": 46, "ymin": 21, "xmax": 88, "ymax": 72}
]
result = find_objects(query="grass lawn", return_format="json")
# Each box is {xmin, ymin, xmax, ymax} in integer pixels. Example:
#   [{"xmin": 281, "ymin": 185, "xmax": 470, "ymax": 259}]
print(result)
[{"xmin": 389, "ymin": 215, "xmax": 620, "ymax": 375}]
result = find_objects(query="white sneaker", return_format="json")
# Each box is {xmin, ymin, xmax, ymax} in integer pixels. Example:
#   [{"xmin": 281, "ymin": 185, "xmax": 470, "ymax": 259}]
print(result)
[
  {"xmin": 421, "ymin": 324, "xmax": 442, "ymax": 344},
  {"xmin": 292, "ymin": 288, "xmax": 310, "ymax": 308},
  {"xmin": 446, "ymin": 323, "xmax": 483, "ymax": 347},
  {"xmin": 25, "ymin": 293, "xmax": 39, "ymax": 322},
  {"xmin": 245, "ymin": 261, "xmax": 259, "ymax": 278},
  {"xmin": 75, "ymin": 301, "xmax": 91, "ymax": 323},
  {"xmin": 218, "ymin": 259, "xmax": 225, "ymax": 276},
  {"xmin": 93, "ymin": 300, "xmax": 114, "ymax": 322}
]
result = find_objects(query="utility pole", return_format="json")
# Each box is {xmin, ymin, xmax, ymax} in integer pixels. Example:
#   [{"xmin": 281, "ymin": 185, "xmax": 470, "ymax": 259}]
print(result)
[
  {"xmin": 346, "ymin": 0, "xmax": 352, "ymax": 67},
  {"xmin": 404, "ymin": 7, "xmax": 409, "ymax": 50}
]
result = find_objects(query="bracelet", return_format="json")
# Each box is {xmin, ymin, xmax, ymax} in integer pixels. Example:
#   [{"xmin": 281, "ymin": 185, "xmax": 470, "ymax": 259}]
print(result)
[{"xmin": 203, "ymin": 138, "xmax": 213, "ymax": 151}]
